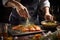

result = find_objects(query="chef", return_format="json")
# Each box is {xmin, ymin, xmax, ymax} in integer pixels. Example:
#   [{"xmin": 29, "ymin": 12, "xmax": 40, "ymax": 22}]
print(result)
[
  {"xmin": 2, "ymin": 0, "xmax": 53, "ymax": 25},
  {"xmin": 2, "ymin": 0, "xmax": 54, "ymax": 40}
]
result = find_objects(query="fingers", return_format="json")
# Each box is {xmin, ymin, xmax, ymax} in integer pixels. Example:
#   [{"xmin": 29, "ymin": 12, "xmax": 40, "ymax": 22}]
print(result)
[
  {"xmin": 17, "ymin": 7, "xmax": 29, "ymax": 19},
  {"xmin": 20, "ymin": 7, "xmax": 30, "ymax": 19},
  {"xmin": 24, "ymin": 8, "xmax": 31, "ymax": 18},
  {"xmin": 45, "ymin": 15, "xmax": 49, "ymax": 21},
  {"xmin": 50, "ymin": 16, "xmax": 53, "ymax": 21},
  {"xmin": 45, "ymin": 15, "xmax": 53, "ymax": 21}
]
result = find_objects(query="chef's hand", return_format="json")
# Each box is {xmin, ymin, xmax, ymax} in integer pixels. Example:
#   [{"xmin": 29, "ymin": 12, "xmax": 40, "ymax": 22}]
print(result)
[
  {"xmin": 6, "ymin": 0, "xmax": 30, "ymax": 19},
  {"xmin": 17, "ymin": 4, "xmax": 30, "ymax": 19},
  {"xmin": 44, "ymin": 13, "xmax": 53, "ymax": 21}
]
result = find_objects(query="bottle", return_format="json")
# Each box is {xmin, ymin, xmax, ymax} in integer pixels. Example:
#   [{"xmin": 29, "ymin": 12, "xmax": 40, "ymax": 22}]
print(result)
[
  {"xmin": 3, "ymin": 23, "xmax": 9, "ymax": 40},
  {"xmin": 3, "ymin": 23, "xmax": 13, "ymax": 40}
]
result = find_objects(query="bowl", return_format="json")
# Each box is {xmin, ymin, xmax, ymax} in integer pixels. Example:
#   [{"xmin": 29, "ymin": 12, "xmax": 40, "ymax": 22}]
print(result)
[{"xmin": 41, "ymin": 21, "xmax": 57, "ymax": 27}]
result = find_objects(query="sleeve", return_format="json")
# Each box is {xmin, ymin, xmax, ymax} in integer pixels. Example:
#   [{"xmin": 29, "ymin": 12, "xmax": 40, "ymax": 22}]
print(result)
[
  {"xmin": 40, "ymin": 0, "xmax": 50, "ymax": 9},
  {"xmin": 2, "ymin": 0, "xmax": 8, "ymax": 6}
]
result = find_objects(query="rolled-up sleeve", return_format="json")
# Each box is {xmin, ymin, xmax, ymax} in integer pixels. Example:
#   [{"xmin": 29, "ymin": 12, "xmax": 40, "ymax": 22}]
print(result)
[
  {"xmin": 40, "ymin": 0, "xmax": 50, "ymax": 9},
  {"xmin": 2, "ymin": 0, "xmax": 8, "ymax": 6}
]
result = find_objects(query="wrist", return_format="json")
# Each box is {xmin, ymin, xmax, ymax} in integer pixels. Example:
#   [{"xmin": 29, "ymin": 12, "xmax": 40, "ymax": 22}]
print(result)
[
  {"xmin": 45, "ymin": 12, "xmax": 50, "ymax": 15},
  {"xmin": 44, "ymin": 7, "xmax": 50, "ymax": 15}
]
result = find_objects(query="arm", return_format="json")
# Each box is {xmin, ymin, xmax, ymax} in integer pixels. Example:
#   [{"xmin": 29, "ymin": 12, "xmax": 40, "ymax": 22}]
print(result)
[
  {"xmin": 42, "ymin": 0, "xmax": 50, "ymax": 14},
  {"xmin": 40, "ymin": 0, "xmax": 53, "ymax": 21},
  {"xmin": 5, "ymin": 0, "xmax": 22, "ymax": 9},
  {"xmin": 5, "ymin": 0, "xmax": 30, "ymax": 19}
]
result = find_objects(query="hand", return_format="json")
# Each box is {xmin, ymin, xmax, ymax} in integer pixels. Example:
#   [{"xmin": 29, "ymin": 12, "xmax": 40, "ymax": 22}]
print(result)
[
  {"xmin": 18, "ymin": 3, "xmax": 30, "ymax": 19},
  {"xmin": 44, "ymin": 13, "xmax": 53, "ymax": 21},
  {"xmin": 17, "ymin": 6, "xmax": 30, "ymax": 19},
  {"xmin": 12, "ymin": 0, "xmax": 30, "ymax": 19}
]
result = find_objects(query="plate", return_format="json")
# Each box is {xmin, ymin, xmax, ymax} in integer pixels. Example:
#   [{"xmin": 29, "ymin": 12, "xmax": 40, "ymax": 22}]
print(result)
[
  {"xmin": 8, "ymin": 28, "xmax": 45, "ymax": 37},
  {"xmin": 8, "ymin": 25, "xmax": 46, "ymax": 36}
]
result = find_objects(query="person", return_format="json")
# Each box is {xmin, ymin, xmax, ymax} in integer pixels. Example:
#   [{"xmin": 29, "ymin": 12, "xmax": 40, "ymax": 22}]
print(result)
[
  {"xmin": 2, "ymin": 0, "xmax": 53, "ymax": 25},
  {"xmin": 2, "ymin": 0, "xmax": 54, "ymax": 40}
]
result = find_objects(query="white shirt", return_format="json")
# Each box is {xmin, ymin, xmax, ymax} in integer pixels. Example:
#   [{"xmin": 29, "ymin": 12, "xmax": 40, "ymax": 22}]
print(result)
[{"xmin": 2, "ymin": 0, "xmax": 50, "ymax": 8}]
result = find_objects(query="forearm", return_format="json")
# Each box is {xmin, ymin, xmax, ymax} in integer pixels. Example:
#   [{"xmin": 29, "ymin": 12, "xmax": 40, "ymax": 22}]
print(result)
[
  {"xmin": 40, "ymin": 0, "xmax": 50, "ymax": 14},
  {"xmin": 6, "ymin": 2, "xmax": 15, "ymax": 8},
  {"xmin": 6, "ymin": 0, "xmax": 22, "ymax": 9},
  {"xmin": 43, "ymin": 7, "xmax": 50, "ymax": 14}
]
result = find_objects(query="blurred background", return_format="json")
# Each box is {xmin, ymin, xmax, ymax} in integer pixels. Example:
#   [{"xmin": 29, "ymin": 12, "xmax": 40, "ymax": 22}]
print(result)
[{"xmin": 0, "ymin": 0, "xmax": 60, "ymax": 23}]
